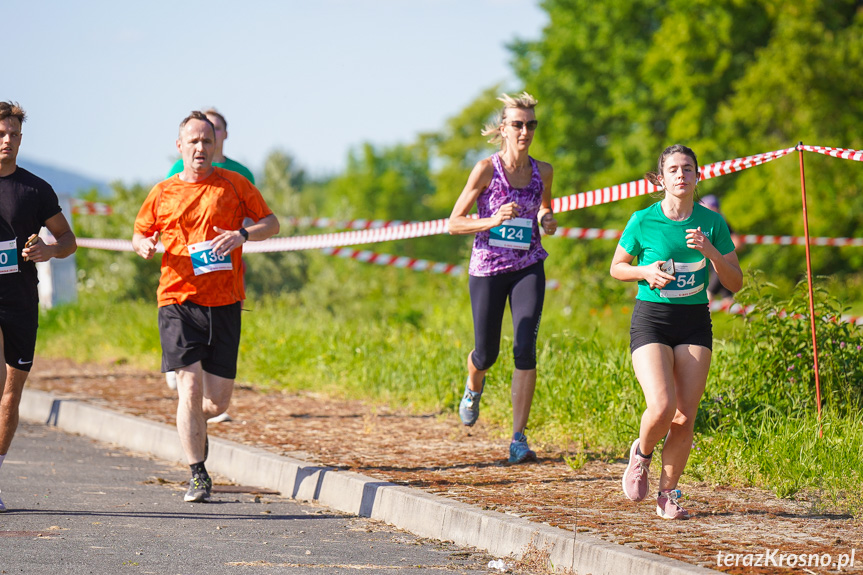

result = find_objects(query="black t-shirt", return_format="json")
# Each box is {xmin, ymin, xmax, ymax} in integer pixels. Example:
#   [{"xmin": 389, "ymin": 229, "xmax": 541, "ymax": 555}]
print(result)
[{"xmin": 0, "ymin": 167, "xmax": 62, "ymax": 306}]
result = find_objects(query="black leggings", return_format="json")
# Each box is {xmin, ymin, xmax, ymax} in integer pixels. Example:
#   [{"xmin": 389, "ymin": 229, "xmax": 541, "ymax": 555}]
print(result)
[{"xmin": 469, "ymin": 261, "xmax": 545, "ymax": 371}]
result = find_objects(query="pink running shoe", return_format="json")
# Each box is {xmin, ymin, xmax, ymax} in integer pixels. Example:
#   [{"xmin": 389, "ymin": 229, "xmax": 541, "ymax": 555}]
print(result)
[
  {"xmin": 622, "ymin": 438, "xmax": 651, "ymax": 502},
  {"xmin": 656, "ymin": 489, "xmax": 690, "ymax": 520}
]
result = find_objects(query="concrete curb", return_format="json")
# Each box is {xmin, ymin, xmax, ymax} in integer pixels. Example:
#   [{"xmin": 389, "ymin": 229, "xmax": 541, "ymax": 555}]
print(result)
[{"xmin": 20, "ymin": 389, "xmax": 718, "ymax": 574}]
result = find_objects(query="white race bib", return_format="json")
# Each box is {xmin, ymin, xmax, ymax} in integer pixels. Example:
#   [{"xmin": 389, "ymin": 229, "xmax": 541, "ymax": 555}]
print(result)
[
  {"xmin": 0, "ymin": 239, "xmax": 19, "ymax": 275},
  {"xmin": 188, "ymin": 240, "xmax": 233, "ymax": 276},
  {"xmin": 489, "ymin": 218, "xmax": 533, "ymax": 250},
  {"xmin": 659, "ymin": 259, "xmax": 707, "ymax": 298}
]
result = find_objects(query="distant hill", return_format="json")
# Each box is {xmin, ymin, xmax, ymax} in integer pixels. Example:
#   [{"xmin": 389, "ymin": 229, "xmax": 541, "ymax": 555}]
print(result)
[{"xmin": 17, "ymin": 157, "xmax": 110, "ymax": 196}]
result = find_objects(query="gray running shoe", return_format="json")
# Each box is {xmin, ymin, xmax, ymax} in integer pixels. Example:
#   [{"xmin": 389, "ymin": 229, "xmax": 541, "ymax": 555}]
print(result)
[
  {"xmin": 184, "ymin": 476, "xmax": 212, "ymax": 503},
  {"xmin": 0, "ymin": 489, "xmax": 6, "ymax": 512},
  {"xmin": 458, "ymin": 377, "xmax": 484, "ymax": 426}
]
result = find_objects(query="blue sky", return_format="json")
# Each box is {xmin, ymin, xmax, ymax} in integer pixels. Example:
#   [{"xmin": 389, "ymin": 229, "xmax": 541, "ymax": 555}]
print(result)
[{"xmin": 7, "ymin": 0, "xmax": 547, "ymax": 186}]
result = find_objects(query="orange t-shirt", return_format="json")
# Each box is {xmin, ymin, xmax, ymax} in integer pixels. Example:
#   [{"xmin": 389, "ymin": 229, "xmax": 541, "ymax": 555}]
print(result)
[{"xmin": 134, "ymin": 168, "xmax": 273, "ymax": 307}]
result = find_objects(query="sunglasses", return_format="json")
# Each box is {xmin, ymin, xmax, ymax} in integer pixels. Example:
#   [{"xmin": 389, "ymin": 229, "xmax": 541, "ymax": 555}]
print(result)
[{"xmin": 506, "ymin": 120, "xmax": 538, "ymax": 131}]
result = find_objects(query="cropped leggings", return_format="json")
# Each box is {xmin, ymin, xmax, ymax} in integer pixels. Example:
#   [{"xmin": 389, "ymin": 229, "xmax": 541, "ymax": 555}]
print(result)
[{"xmin": 469, "ymin": 261, "xmax": 545, "ymax": 371}]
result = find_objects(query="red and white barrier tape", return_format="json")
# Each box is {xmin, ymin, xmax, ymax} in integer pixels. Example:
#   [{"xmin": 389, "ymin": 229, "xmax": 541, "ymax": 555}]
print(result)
[
  {"xmin": 321, "ymin": 247, "xmax": 463, "ymax": 276},
  {"xmin": 71, "ymin": 198, "xmax": 113, "ymax": 215},
  {"xmin": 699, "ymin": 147, "xmax": 796, "ymax": 179},
  {"xmin": 800, "ymin": 145, "xmax": 863, "ymax": 162},
  {"xmin": 76, "ymin": 238, "xmax": 139, "ymax": 252},
  {"xmin": 73, "ymin": 145, "xmax": 853, "ymax": 253},
  {"xmin": 286, "ymin": 217, "xmax": 412, "ymax": 230},
  {"xmin": 549, "ymin": 147, "xmax": 796, "ymax": 213}
]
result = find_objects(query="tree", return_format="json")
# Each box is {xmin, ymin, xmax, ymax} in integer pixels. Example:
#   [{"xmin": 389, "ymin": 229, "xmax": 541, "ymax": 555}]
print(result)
[{"xmin": 509, "ymin": 0, "xmax": 863, "ymax": 280}]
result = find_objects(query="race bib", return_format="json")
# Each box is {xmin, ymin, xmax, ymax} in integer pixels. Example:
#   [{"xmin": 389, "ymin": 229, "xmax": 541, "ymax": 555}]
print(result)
[
  {"xmin": 489, "ymin": 218, "xmax": 533, "ymax": 250},
  {"xmin": 0, "ymin": 239, "xmax": 19, "ymax": 275},
  {"xmin": 659, "ymin": 259, "xmax": 707, "ymax": 298},
  {"xmin": 188, "ymin": 240, "xmax": 232, "ymax": 276}
]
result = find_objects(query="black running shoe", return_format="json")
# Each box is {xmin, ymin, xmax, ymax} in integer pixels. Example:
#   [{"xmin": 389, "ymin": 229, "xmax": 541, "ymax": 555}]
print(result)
[{"xmin": 184, "ymin": 476, "xmax": 212, "ymax": 502}]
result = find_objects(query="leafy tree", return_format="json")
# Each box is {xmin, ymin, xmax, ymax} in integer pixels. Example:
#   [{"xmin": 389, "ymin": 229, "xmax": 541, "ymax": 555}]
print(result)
[{"xmin": 509, "ymin": 0, "xmax": 863, "ymax": 283}]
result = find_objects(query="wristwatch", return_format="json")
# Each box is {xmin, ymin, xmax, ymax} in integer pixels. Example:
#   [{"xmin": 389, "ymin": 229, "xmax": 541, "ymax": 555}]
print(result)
[{"xmin": 239, "ymin": 228, "xmax": 249, "ymax": 242}]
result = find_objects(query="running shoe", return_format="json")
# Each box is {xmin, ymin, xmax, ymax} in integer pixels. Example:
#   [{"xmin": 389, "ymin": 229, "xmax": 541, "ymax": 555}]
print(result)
[
  {"xmin": 184, "ymin": 476, "xmax": 212, "ymax": 503},
  {"xmin": 207, "ymin": 412, "xmax": 232, "ymax": 423},
  {"xmin": 508, "ymin": 432, "xmax": 537, "ymax": 464},
  {"xmin": 622, "ymin": 438, "xmax": 651, "ymax": 502},
  {"xmin": 656, "ymin": 489, "xmax": 690, "ymax": 520},
  {"xmin": 0, "ymin": 490, "xmax": 6, "ymax": 512},
  {"xmin": 165, "ymin": 371, "xmax": 177, "ymax": 390},
  {"xmin": 458, "ymin": 377, "xmax": 484, "ymax": 427}
]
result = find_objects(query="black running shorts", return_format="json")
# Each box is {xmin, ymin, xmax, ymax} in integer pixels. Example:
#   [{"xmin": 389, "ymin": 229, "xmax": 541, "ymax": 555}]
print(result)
[
  {"xmin": 0, "ymin": 303, "xmax": 39, "ymax": 372},
  {"xmin": 629, "ymin": 300, "xmax": 712, "ymax": 354},
  {"xmin": 158, "ymin": 301, "xmax": 242, "ymax": 379}
]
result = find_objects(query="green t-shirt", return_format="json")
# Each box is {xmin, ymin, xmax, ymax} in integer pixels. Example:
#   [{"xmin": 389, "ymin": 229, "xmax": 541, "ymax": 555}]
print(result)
[
  {"xmin": 167, "ymin": 156, "xmax": 255, "ymax": 184},
  {"xmin": 618, "ymin": 202, "xmax": 735, "ymax": 305}
]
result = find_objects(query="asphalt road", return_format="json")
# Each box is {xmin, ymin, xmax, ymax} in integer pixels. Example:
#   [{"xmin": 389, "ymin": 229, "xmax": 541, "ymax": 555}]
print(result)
[{"xmin": 0, "ymin": 422, "xmax": 501, "ymax": 575}]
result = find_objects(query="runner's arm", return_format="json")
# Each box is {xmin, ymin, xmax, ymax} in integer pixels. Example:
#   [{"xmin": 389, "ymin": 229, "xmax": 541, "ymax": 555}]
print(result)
[
  {"xmin": 211, "ymin": 213, "xmax": 280, "ymax": 256},
  {"xmin": 448, "ymin": 159, "xmax": 515, "ymax": 235},
  {"xmin": 536, "ymin": 161, "xmax": 557, "ymax": 235},
  {"xmin": 610, "ymin": 245, "xmax": 674, "ymax": 289}
]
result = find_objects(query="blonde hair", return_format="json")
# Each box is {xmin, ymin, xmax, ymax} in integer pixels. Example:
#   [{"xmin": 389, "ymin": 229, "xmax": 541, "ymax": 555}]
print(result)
[{"xmin": 481, "ymin": 92, "xmax": 538, "ymax": 149}]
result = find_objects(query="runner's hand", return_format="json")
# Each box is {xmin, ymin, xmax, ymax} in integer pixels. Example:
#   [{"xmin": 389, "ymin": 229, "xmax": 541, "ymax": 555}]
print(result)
[
  {"xmin": 21, "ymin": 235, "xmax": 46, "ymax": 262},
  {"xmin": 492, "ymin": 202, "xmax": 520, "ymax": 227},
  {"xmin": 645, "ymin": 261, "xmax": 675, "ymax": 289},
  {"xmin": 540, "ymin": 212, "xmax": 557, "ymax": 235},
  {"xmin": 685, "ymin": 227, "xmax": 718, "ymax": 258},
  {"xmin": 212, "ymin": 226, "xmax": 245, "ymax": 257},
  {"xmin": 134, "ymin": 232, "xmax": 159, "ymax": 260}
]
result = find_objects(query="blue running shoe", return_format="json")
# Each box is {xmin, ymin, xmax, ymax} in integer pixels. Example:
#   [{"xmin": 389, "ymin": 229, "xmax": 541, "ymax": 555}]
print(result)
[
  {"xmin": 509, "ymin": 432, "xmax": 537, "ymax": 464},
  {"xmin": 458, "ymin": 377, "xmax": 484, "ymax": 426}
]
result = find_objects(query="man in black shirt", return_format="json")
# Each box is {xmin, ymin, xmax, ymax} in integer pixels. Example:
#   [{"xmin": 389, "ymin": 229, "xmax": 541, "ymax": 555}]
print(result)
[{"xmin": 0, "ymin": 102, "xmax": 77, "ymax": 512}]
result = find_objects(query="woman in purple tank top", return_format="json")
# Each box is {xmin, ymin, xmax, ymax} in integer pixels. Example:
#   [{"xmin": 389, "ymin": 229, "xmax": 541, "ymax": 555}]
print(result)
[{"xmin": 448, "ymin": 92, "xmax": 557, "ymax": 464}]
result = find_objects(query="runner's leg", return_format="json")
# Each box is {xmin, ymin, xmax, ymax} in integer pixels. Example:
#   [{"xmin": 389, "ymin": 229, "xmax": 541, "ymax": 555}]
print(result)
[
  {"xmin": 631, "ymin": 343, "xmax": 677, "ymax": 456},
  {"xmin": 468, "ymin": 275, "xmax": 508, "ymax": 392},
  {"xmin": 509, "ymin": 262, "xmax": 544, "ymax": 436},
  {"xmin": 202, "ymin": 371, "xmax": 234, "ymax": 421},
  {"xmin": 175, "ymin": 362, "xmax": 207, "ymax": 465},
  {"xmin": 510, "ymin": 368, "xmax": 536, "ymax": 435},
  {"xmin": 0, "ymin": 366, "xmax": 29, "ymax": 455},
  {"xmin": 658, "ymin": 344, "xmax": 711, "ymax": 491}
]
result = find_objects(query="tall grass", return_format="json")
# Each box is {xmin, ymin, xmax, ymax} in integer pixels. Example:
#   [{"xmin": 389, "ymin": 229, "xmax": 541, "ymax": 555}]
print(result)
[{"xmin": 36, "ymin": 253, "xmax": 863, "ymax": 516}]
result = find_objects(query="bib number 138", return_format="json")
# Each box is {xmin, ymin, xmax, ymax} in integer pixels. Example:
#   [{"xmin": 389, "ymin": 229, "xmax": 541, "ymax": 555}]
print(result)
[{"xmin": 188, "ymin": 240, "xmax": 233, "ymax": 276}]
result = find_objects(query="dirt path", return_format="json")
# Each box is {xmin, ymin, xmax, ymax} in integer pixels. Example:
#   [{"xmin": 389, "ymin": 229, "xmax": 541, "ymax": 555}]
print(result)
[{"xmin": 25, "ymin": 358, "xmax": 862, "ymax": 574}]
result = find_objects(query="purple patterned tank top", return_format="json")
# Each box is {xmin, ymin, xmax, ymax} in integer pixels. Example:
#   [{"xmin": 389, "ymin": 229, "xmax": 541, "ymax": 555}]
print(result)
[{"xmin": 469, "ymin": 154, "xmax": 548, "ymax": 276}]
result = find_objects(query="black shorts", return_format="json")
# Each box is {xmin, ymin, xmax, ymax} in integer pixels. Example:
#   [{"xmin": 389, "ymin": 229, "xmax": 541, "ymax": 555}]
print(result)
[
  {"xmin": 0, "ymin": 303, "xmax": 39, "ymax": 372},
  {"xmin": 629, "ymin": 300, "xmax": 712, "ymax": 354},
  {"xmin": 158, "ymin": 301, "xmax": 242, "ymax": 379}
]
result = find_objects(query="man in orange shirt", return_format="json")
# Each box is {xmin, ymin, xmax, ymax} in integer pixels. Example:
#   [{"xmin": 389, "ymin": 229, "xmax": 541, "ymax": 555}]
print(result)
[{"xmin": 133, "ymin": 111, "xmax": 279, "ymax": 503}]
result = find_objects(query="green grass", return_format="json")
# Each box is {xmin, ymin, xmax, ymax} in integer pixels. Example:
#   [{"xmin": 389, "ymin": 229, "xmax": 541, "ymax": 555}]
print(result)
[{"xmin": 36, "ymin": 252, "xmax": 863, "ymax": 517}]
